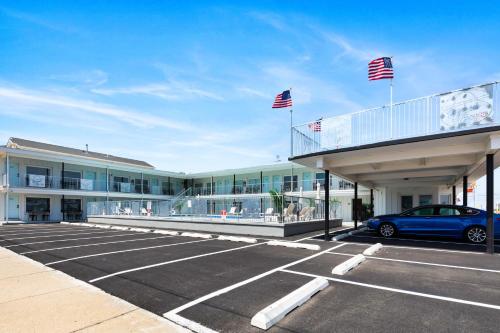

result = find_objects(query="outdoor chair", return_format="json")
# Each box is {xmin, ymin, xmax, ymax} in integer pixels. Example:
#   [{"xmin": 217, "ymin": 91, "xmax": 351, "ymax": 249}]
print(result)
[
  {"xmin": 140, "ymin": 208, "xmax": 148, "ymax": 216},
  {"xmin": 262, "ymin": 207, "xmax": 274, "ymax": 222},
  {"xmin": 124, "ymin": 207, "xmax": 132, "ymax": 215},
  {"xmin": 307, "ymin": 207, "xmax": 316, "ymax": 220},
  {"xmin": 298, "ymin": 206, "xmax": 310, "ymax": 221},
  {"xmin": 283, "ymin": 203, "xmax": 296, "ymax": 222}
]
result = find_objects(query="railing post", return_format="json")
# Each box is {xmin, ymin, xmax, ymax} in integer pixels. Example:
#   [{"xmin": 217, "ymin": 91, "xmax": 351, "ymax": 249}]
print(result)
[
  {"xmin": 324, "ymin": 170, "xmax": 330, "ymax": 241},
  {"xmin": 5, "ymin": 153, "xmax": 9, "ymax": 223}
]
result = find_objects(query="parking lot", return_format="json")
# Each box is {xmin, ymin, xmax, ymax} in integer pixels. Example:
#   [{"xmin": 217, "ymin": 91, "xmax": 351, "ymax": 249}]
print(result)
[{"xmin": 1, "ymin": 223, "xmax": 500, "ymax": 332}]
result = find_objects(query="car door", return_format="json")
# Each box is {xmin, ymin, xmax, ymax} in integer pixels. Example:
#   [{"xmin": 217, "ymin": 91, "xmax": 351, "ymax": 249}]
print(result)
[
  {"xmin": 433, "ymin": 207, "xmax": 464, "ymax": 237},
  {"xmin": 398, "ymin": 206, "xmax": 437, "ymax": 235}
]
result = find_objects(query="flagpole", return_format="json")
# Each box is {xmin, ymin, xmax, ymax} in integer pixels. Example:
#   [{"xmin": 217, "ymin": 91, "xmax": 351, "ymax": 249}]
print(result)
[
  {"xmin": 390, "ymin": 78, "xmax": 393, "ymax": 139},
  {"xmin": 290, "ymin": 87, "xmax": 293, "ymax": 157}
]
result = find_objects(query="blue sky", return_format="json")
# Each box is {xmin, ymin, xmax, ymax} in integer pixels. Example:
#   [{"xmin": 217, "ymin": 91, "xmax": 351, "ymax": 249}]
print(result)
[{"xmin": 0, "ymin": 1, "xmax": 499, "ymax": 173}]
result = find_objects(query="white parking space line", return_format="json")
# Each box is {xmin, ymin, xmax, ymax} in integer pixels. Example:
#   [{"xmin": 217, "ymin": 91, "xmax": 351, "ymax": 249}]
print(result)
[
  {"xmin": 5, "ymin": 232, "xmax": 140, "ymax": 248},
  {"xmin": 89, "ymin": 241, "xmax": 269, "ymax": 283},
  {"xmin": 0, "ymin": 227, "xmax": 92, "ymax": 237},
  {"xmin": 326, "ymin": 252, "xmax": 500, "ymax": 274},
  {"xmin": 349, "ymin": 234, "xmax": 491, "ymax": 247},
  {"xmin": 281, "ymin": 269, "xmax": 500, "ymax": 311},
  {"xmin": 20, "ymin": 235, "xmax": 175, "ymax": 254},
  {"xmin": 340, "ymin": 241, "xmax": 493, "ymax": 255},
  {"xmin": 164, "ymin": 243, "xmax": 347, "ymax": 318},
  {"xmin": 46, "ymin": 238, "xmax": 212, "ymax": 265},
  {"xmin": 0, "ymin": 229, "xmax": 122, "ymax": 241}
]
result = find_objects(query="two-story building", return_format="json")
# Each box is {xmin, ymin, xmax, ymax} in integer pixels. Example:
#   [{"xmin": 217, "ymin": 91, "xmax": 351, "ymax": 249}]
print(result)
[{"xmin": 1, "ymin": 137, "xmax": 366, "ymax": 224}]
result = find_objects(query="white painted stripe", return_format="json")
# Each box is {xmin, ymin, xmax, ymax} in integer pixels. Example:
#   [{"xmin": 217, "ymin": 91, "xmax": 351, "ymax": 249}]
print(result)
[
  {"xmin": 0, "ymin": 227, "xmax": 92, "ymax": 237},
  {"xmin": 217, "ymin": 235, "xmax": 257, "ymax": 244},
  {"xmin": 349, "ymin": 234, "xmax": 493, "ymax": 247},
  {"xmin": 164, "ymin": 243, "xmax": 347, "ymax": 317},
  {"xmin": 154, "ymin": 230, "xmax": 179, "ymax": 236},
  {"xmin": 332, "ymin": 254, "xmax": 366, "ymax": 275},
  {"xmin": 268, "ymin": 240, "xmax": 320, "ymax": 251},
  {"xmin": 339, "ymin": 241, "xmax": 490, "ymax": 255},
  {"xmin": 89, "ymin": 241, "xmax": 268, "ymax": 283},
  {"xmin": 5, "ymin": 232, "xmax": 140, "ymax": 248},
  {"xmin": 20, "ymin": 235, "xmax": 174, "ymax": 254},
  {"xmin": 180, "ymin": 232, "xmax": 212, "ymax": 239},
  {"xmin": 327, "ymin": 252, "xmax": 500, "ymax": 274},
  {"xmin": 0, "ymin": 229, "xmax": 120, "ymax": 241},
  {"xmin": 363, "ymin": 243, "xmax": 383, "ymax": 256},
  {"xmin": 251, "ymin": 277, "xmax": 328, "ymax": 330},
  {"xmin": 165, "ymin": 313, "xmax": 217, "ymax": 333},
  {"xmin": 46, "ymin": 239, "xmax": 211, "ymax": 265},
  {"xmin": 94, "ymin": 224, "xmax": 111, "ymax": 229},
  {"xmin": 281, "ymin": 269, "xmax": 500, "ymax": 311}
]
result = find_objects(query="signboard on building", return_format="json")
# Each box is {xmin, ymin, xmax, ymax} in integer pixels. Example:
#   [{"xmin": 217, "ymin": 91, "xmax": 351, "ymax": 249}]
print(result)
[
  {"xmin": 28, "ymin": 174, "xmax": 46, "ymax": 188},
  {"xmin": 439, "ymin": 84, "xmax": 494, "ymax": 131},
  {"xmin": 80, "ymin": 179, "xmax": 94, "ymax": 191}
]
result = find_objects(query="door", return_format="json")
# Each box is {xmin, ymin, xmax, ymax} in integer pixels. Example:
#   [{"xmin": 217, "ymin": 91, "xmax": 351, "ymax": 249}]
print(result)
[
  {"xmin": 398, "ymin": 206, "xmax": 437, "ymax": 234},
  {"xmin": 433, "ymin": 206, "xmax": 464, "ymax": 236},
  {"xmin": 8, "ymin": 194, "xmax": 19, "ymax": 219},
  {"xmin": 9, "ymin": 162, "xmax": 19, "ymax": 187},
  {"xmin": 401, "ymin": 195, "xmax": 413, "ymax": 212},
  {"xmin": 83, "ymin": 171, "xmax": 96, "ymax": 191}
]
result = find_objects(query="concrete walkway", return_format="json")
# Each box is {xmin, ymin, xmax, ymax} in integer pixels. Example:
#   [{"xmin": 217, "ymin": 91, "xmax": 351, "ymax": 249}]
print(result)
[{"xmin": 0, "ymin": 246, "xmax": 188, "ymax": 333}]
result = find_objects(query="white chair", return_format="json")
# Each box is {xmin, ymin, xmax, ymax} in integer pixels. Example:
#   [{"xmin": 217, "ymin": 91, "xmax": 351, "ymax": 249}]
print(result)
[
  {"xmin": 124, "ymin": 207, "xmax": 132, "ymax": 215},
  {"xmin": 263, "ymin": 207, "xmax": 274, "ymax": 222},
  {"xmin": 140, "ymin": 208, "xmax": 148, "ymax": 216},
  {"xmin": 228, "ymin": 206, "xmax": 238, "ymax": 215},
  {"xmin": 298, "ymin": 207, "xmax": 310, "ymax": 221},
  {"xmin": 283, "ymin": 203, "xmax": 296, "ymax": 222},
  {"xmin": 307, "ymin": 207, "xmax": 315, "ymax": 220}
]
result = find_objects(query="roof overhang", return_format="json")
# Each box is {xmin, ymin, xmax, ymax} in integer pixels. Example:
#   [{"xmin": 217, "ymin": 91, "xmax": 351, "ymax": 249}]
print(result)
[{"xmin": 290, "ymin": 128, "xmax": 500, "ymax": 189}]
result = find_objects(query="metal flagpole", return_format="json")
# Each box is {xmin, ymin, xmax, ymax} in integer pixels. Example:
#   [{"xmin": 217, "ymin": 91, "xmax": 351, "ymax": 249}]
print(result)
[
  {"xmin": 390, "ymin": 78, "xmax": 393, "ymax": 139},
  {"xmin": 290, "ymin": 108, "xmax": 293, "ymax": 156}
]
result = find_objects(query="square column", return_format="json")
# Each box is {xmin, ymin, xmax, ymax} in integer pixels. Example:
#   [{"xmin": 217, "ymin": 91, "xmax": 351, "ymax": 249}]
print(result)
[
  {"xmin": 486, "ymin": 154, "xmax": 495, "ymax": 254},
  {"xmin": 324, "ymin": 170, "xmax": 330, "ymax": 241}
]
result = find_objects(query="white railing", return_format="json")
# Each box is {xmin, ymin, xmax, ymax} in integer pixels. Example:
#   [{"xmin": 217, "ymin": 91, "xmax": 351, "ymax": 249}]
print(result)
[{"xmin": 292, "ymin": 82, "xmax": 500, "ymax": 157}]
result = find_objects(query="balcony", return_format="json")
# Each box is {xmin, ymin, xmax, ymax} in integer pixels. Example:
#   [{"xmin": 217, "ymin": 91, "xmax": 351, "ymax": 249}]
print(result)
[
  {"xmin": 11, "ymin": 174, "xmax": 107, "ymax": 191},
  {"xmin": 291, "ymin": 82, "xmax": 500, "ymax": 157}
]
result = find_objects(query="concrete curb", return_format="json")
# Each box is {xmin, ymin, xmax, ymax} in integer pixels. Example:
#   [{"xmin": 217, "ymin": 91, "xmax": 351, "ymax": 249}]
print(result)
[
  {"xmin": 129, "ymin": 227, "xmax": 152, "ymax": 233},
  {"xmin": 154, "ymin": 230, "xmax": 179, "ymax": 236},
  {"xmin": 251, "ymin": 277, "xmax": 329, "ymax": 330},
  {"xmin": 267, "ymin": 240, "xmax": 320, "ymax": 251},
  {"xmin": 363, "ymin": 243, "xmax": 383, "ymax": 256},
  {"xmin": 111, "ymin": 226, "xmax": 130, "ymax": 231},
  {"xmin": 217, "ymin": 235, "xmax": 257, "ymax": 243},
  {"xmin": 332, "ymin": 254, "xmax": 366, "ymax": 275},
  {"xmin": 180, "ymin": 232, "xmax": 212, "ymax": 239}
]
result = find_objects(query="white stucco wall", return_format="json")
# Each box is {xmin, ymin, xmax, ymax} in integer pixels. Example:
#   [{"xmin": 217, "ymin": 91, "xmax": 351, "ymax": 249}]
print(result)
[{"xmin": 384, "ymin": 186, "xmax": 440, "ymax": 214}]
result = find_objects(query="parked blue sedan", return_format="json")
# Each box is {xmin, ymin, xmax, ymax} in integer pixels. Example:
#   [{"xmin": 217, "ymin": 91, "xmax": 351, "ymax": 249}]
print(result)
[{"xmin": 367, "ymin": 205, "xmax": 500, "ymax": 243}]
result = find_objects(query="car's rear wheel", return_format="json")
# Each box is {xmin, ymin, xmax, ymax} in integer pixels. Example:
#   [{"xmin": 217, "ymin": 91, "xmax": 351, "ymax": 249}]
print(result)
[
  {"xmin": 378, "ymin": 222, "xmax": 396, "ymax": 238},
  {"xmin": 466, "ymin": 226, "xmax": 487, "ymax": 243}
]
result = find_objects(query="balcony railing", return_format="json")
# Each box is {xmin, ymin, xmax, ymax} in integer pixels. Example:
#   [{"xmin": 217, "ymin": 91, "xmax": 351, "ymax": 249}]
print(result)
[
  {"xmin": 291, "ymin": 82, "xmax": 500, "ymax": 157},
  {"xmin": 11, "ymin": 174, "xmax": 107, "ymax": 191}
]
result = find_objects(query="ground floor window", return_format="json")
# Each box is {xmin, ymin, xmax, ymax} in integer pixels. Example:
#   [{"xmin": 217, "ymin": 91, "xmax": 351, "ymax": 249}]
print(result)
[
  {"xmin": 401, "ymin": 195, "xmax": 413, "ymax": 211},
  {"xmin": 419, "ymin": 195, "xmax": 433, "ymax": 206},
  {"xmin": 26, "ymin": 197, "xmax": 50, "ymax": 221}
]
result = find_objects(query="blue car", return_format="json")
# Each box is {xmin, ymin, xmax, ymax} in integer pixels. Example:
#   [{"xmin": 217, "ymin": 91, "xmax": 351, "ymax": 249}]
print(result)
[{"xmin": 367, "ymin": 205, "xmax": 500, "ymax": 243}]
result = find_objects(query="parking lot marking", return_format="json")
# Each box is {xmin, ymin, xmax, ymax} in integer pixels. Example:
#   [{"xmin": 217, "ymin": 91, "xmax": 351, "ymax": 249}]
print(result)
[
  {"xmin": 0, "ymin": 227, "xmax": 91, "ymax": 236},
  {"xmin": 349, "ymin": 234, "xmax": 493, "ymax": 247},
  {"xmin": 166, "ymin": 313, "xmax": 218, "ymax": 333},
  {"xmin": 340, "ymin": 242, "xmax": 494, "ymax": 255},
  {"xmin": 20, "ymin": 235, "xmax": 175, "ymax": 254},
  {"xmin": 5, "ymin": 232, "xmax": 140, "ymax": 248},
  {"xmin": 268, "ymin": 240, "xmax": 320, "ymax": 251},
  {"xmin": 89, "ymin": 241, "xmax": 270, "ymax": 283},
  {"xmin": 281, "ymin": 269, "xmax": 500, "ymax": 311},
  {"xmin": 46, "ymin": 238, "xmax": 212, "ymax": 265},
  {"xmin": 327, "ymin": 252, "xmax": 500, "ymax": 274},
  {"xmin": 164, "ymin": 243, "xmax": 347, "ymax": 318},
  {"xmin": 0, "ymin": 229, "xmax": 121, "ymax": 242}
]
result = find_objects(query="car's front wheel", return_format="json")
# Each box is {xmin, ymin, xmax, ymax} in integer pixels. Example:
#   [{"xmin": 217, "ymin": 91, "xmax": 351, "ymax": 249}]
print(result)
[
  {"xmin": 465, "ymin": 226, "xmax": 487, "ymax": 243},
  {"xmin": 378, "ymin": 222, "xmax": 397, "ymax": 238}
]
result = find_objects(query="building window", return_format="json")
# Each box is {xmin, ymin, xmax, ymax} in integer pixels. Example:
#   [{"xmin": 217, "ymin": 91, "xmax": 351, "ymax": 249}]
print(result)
[
  {"xmin": 62, "ymin": 199, "xmax": 82, "ymax": 213},
  {"xmin": 63, "ymin": 171, "xmax": 81, "ymax": 189},
  {"xmin": 283, "ymin": 175, "xmax": 298, "ymax": 192},
  {"xmin": 401, "ymin": 195, "xmax": 413, "ymax": 211},
  {"xmin": 315, "ymin": 173, "xmax": 325, "ymax": 190},
  {"xmin": 26, "ymin": 197, "xmax": 50, "ymax": 221},
  {"xmin": 419, "ymin": 195, "xmax": 433, "ymax": 206},
  {"xmin": 26, "ymin": 166, "xmax": 50, "ymax": 188}
]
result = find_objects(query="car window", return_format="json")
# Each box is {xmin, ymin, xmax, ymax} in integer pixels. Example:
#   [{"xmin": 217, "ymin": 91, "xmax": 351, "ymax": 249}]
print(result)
[
  {"xmin": 407, "ymin": 207, "xmax": 435, "ymax": 216},
  {"xmin": 438, "ymin": 208, "xmax": 460, "ymax": 216},
  {"xmin": 460, "ymin": 208, "xmax": 480, "ymax": 216}
]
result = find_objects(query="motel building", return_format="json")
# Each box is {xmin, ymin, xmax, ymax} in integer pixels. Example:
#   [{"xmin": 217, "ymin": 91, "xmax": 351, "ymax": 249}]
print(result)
[{"xmin": 0, "ymin": 138, "xmax": 368, "ymax": 230}]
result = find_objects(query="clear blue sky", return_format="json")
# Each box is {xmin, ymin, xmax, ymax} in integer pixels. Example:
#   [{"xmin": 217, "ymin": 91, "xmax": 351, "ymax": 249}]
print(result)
[{"xmin": 0, "ymin": 1, "xmax": 499, "ymax": 173}]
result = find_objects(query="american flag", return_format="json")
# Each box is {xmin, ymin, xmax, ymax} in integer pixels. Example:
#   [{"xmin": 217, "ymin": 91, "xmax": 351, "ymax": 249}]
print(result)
[
  {"xmin": 272, "ymin": 90, "xmax": 292, "ymax": 108},
  {"xmin": 308, "ymin": 120, "xmax": 321, "ymax": 132},
  {"xmin": 368, "ymin": 57, "xmax": 394, "ymax": 81}
]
